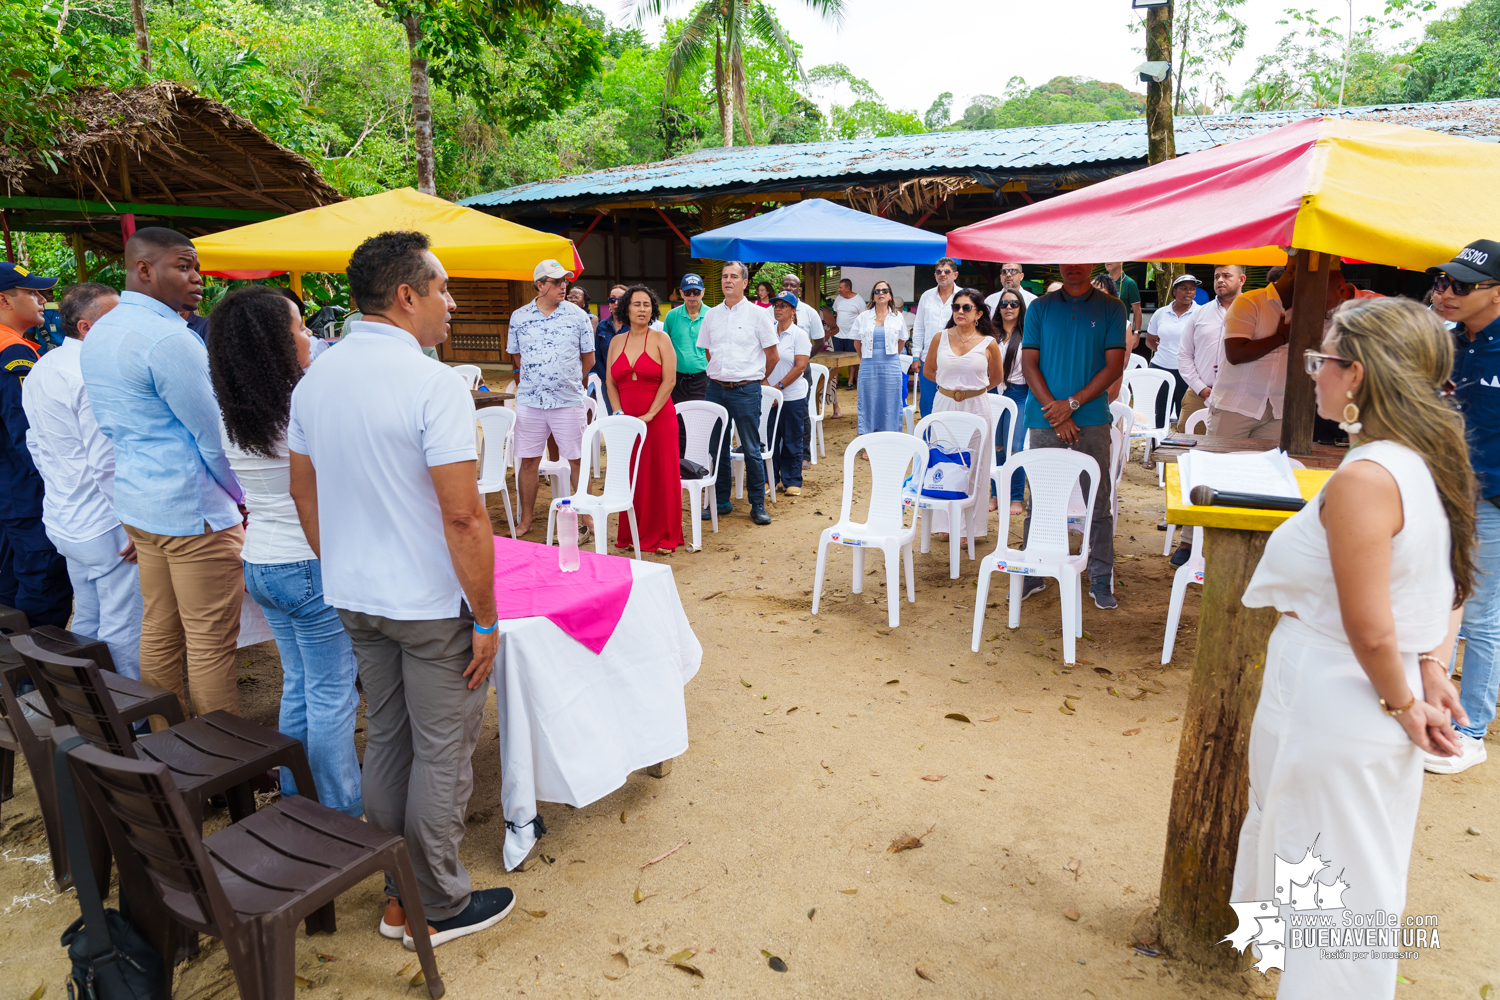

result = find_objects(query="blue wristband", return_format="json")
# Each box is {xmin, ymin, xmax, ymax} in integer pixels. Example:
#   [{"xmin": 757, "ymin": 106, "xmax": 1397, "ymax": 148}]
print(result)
[{"xmin": 473, "ymin": 620, "xmax": 499, "ymax": 634}]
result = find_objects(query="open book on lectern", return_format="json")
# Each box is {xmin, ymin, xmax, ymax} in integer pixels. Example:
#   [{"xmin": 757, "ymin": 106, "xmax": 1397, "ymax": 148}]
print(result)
[{"xmin": 1178, "ymin": 449, "xmax": 1302, "ymax": 504}]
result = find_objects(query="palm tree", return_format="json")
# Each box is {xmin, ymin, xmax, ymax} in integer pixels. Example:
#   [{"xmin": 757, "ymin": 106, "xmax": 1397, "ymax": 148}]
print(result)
[{"xmin": 632, "ymin": 0, "xmax": 845, "ymax": 148}]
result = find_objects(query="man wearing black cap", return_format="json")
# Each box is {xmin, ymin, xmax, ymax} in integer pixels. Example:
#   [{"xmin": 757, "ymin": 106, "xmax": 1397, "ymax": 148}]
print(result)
[
  {"xmin": 1428, "ymin": 239, "xmax": 1500, "ymax": 775},
  {"xmin": 0, "ymin": 262, "xmax": 72, "ymax": 627}
]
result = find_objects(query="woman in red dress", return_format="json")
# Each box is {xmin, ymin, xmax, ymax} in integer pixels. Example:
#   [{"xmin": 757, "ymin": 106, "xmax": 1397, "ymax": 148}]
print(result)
[{"xmin": 606, "ymin": 285, "xmax": 682, "ymax": 553}]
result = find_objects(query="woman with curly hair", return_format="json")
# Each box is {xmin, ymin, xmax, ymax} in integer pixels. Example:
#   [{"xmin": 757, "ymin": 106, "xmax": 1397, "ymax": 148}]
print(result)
[
  {"xmin": 605, "ymin": 284, "xmax": 681, "ymax": 552},
  {"xmin": 209, "ymin": 285, "xmax": 362, "ymax": 817}
]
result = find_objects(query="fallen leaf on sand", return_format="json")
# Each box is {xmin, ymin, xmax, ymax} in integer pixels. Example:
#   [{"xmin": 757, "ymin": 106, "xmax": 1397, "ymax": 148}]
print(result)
[
  {"xmin": 620, "ymin": 810, "xmax": 627, "ymax": 823},
  {"xmin": 1064, "ymin": 907, "xmax": 1081, "ymax": 921},
  {"xmin": 294, "ymin": 976, "xmax": 314, "ymax": 988},
  {"xmin": 922, "ymin": 774, "xmax": 946, "ymax": 781},
  {"xmin": 1015, "ymin": 708, "xmax": 1033, "ymax": 713},
  {"xmin": 641, "ymin": 839, "xmax": 690, "ymax": 869},
  {"xmin": 940, "ymin": 894, "xmax": 956, "ymax": 904},
  {"xmin": 840, "ymin": 888, "xmax": 858, "ymax": 894},
  {"xmin": 1059, "ymin": 702, "xmax": 1076, "ymax": 715},
  {"xmin": 526, "ymin": 910, "xmax": 547, "ymax": 918},
  {"xmin": 316, "ymin": 954, "xmax": 337, "ymax": 963},
  {"xmin": 396, "ymin": 962, "xmax": 416, "ymax": 978},
  {"xmin": 786, "ymin": 706, "xmax": 799, "ymax": 714},
  {"xmin": 767, "ymin": 955, "xmax": 788, "ymax": 972},
  {"xmin": 1164, "ymin": 716, "xmax": 1179, "ymax": 722},
  {"xmin": 1471, "ymin": 873, "xmax": 1493, "ymax": 882},
  {"xmin": 409, "ymin": 970, "xmax": 427, "ymax": 988},
  {"xmin": 981, "ymin": 716, "xmax": 1000, "ymax": 722},
  {"xmin": 1066, "ymin": 859, "xmax": 1081, "ymax": 875},
  {"xmin": 668, "ymin": 949, "xmax": 697, "ymax": 964},
  {"xmin": 25, "ymin": 986, "xmax": 43, "ymax": 1000},
  {"xmin": 1130, "ymin": 689, "xmax": 1151, "ymax": 701},
  {"xmin": 916, "ymin": 967, "xmax": 934, "ymax": 982},
  {"xmin": 951, "ymin": 678, "xmax": 969, "ymax": 684},
  {"xmin": 889, "ymin": 823, "xmax": 936, "ymax": 853},
  {"xmin": 764, "ymin": 707, "xmax": 778, "ymax": 715},
  {"xmin": 1478, "ymin": 984, "xmax": 1492, "ymax": 999},
  {"xmin": 886, "ymin": 678, "xmax": 900, "ymax": 685},
  {"xmin": 1123, "ymin": 728, "xmax": 1141, "ymax": 736},
  {"xmin": 1093, "ymin": 667, "xmax": 1112, "ymax": 677},
  {"xmin": 1396, "ymin": 975, "xmax": 1415, "ymax": 984},
  {"xmin": 740, "ymin": 678, "xmax": 752, "ymax": 688},
  {"xmin": 945, "ymin": 713, "xmax": 971, "ymax": 723},
  {"xmin": 985, "ymin": 774, "xmax": 995, "ymax": 780},
  {"xmin": 807, "ymin": 907, "xmax": 816, "ymax": 920},
  {"xmin": 671, "ymin": 962, "xmax": 704, "ymax": 978}
]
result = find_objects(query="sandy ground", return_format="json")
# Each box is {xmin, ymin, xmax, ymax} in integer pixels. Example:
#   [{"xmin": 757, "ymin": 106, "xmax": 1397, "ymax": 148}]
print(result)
[{"xmin": 2, "ymin": 400, "xmax": 1497, "ymax": 1000}]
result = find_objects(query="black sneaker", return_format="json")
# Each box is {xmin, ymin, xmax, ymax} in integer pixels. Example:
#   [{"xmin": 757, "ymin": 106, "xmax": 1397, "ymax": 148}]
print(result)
[
  {"xmin": 403, "ymin": 887, "xmax": 516, "ymax": 950},
  {"xmin": 702, "ymin": 502, "xmax": 731, "ymax": 522},
  {"xmin": 1169, "ymin": 546, "xmax": 1191, "ymax": 567},
  {"xmin": 1091, "ymin": 584, "xmax": 1118, "ymax": 611},
  {"xmin": 750, "ymin": 506, "xmax": 772, "ymax": 526},
  {"xmin": 1020, "ymin": 578, "xmax": 1045, "ymax": 601}
]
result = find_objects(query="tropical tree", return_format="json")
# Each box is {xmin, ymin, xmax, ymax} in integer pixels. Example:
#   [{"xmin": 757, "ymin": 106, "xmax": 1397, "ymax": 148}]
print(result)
[{"xmin": 630, "ymin": 0, "xmax": 844, "ymax": 147}]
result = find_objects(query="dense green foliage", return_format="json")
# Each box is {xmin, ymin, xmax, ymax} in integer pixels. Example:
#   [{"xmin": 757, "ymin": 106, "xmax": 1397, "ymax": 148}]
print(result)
[{"xmin": 938, "ymin": 77, "xmax": 1149, "ymax": 131}]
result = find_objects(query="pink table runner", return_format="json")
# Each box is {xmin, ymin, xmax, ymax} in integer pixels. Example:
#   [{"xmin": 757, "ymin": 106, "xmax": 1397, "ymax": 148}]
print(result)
[{"xmin": 492, "ymin": 537, "xmax": 633, "ymax": 654}]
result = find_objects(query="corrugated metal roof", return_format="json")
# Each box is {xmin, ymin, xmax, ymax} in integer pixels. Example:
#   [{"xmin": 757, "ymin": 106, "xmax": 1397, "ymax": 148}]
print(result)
[{"xmin": 462, "ymin": 98, "xmax": 1500, "ymax": 209}]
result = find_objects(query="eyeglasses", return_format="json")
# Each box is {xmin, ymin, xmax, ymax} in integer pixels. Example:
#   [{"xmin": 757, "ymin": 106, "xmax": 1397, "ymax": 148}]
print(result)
[
  {"xmin": 1001, "ymin": 268, "xmax": 1023, "ymax": 276},
  {"xmin": 1433, "ymin": 274, "xmax": 1500, "ymax": 297},
  {"xmin": 952, "ymin": 303, "xmax": 976, "ymax": 313},
  {"xmin": 997, "ymin": 300, "xmax": 1021, "ymax": 309},
  {"xmin": 1303, "ymin": 350, "xmax": 1353, "ymax": 374}
]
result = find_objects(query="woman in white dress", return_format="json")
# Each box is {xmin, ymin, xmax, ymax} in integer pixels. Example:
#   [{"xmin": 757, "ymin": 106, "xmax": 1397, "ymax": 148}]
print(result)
[
  {"xmin": 921, "ymin": 288, "xmax": 1002, "ymax": 540},
  {"xmin": 1235, "ymin": 297, "xmax": 1474, "ymax": 999}
]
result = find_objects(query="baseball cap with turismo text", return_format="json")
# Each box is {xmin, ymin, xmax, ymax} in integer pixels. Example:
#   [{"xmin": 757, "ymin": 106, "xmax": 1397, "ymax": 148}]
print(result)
[{"xmin": 1429, "ymin": 240, "xmax": 1500, "ymax": 284}]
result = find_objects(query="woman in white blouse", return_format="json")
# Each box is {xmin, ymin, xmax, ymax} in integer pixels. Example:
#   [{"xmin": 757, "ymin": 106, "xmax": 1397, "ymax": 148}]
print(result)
[
  {"xmin": 208, "ymin": 286, "xmax": 363, "ymax": 817},
  {"xmin": 853, "ymin": 281, "xmax": 908, "ymax": 434},
  {"xmin": 1235, "ymin": 297, "xmax": 1474, "ymax": 999}
]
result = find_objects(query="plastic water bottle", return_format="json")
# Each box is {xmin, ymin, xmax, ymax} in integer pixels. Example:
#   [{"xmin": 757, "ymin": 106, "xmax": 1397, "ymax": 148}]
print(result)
[{"xmin": 557, "ymin": 500, "xmax": 580, "ymax": 572}]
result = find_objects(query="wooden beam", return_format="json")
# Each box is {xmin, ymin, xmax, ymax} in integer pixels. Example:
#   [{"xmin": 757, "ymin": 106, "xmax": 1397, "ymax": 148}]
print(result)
[
  {"xmin": 147, "ymin": 135, "xmax": 297, "ymax": 212},
  {"xmin": 1157, "ymin": 526, "xmax": 1279, "ymax": 969},
  {"xmin": 118, "ymin": 155, "xmax": 133, "ymax": 200},
  {"xmin": 1279, "ymin": 250, "xmax": 1332, "ymax": 454},
  {"xmin": 0, "ymin": 196, "xmax": 281, "ymax": 223},
  {"xmin": 1, "ymin": 210, "xmax": 12, "ymax": 262},
  {"xmin": 653, "ymin": 208, "xmax": 692, "ymax": 249},
  {"xmin": 73, "ymin": 232, "xmax": 86, "ymax": 284}
]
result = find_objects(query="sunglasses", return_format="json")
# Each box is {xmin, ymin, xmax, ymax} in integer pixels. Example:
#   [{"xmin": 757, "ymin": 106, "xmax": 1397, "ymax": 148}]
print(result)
[
  {"xmin": 1303, "ymin": 350, "xmax": 1353, "ymax": 374},
  {"xmin": 1433, "ymin": 274, "xmax": 1500, "ymax": 297},
  {"xmin": 935, "ymin": 268, "xmax": 956, "ymax": 276},
  {"xmin": 682, "ymin": 289, "xmax": 703, "ymax": 296},
  {"xmin": 952, "ymin": 303, "xmax": 977, "ymax": 313},
  {"xmin": 997, "ymin": 300, "xmax": 1021, "ymax": 309},
  {"xmin": 1001, "ymin": 268, "xmax": 1023, "ymax": 276},
  {"xmin": 874, "ymin": 287, "xmax": 892, "ymax": 295}
]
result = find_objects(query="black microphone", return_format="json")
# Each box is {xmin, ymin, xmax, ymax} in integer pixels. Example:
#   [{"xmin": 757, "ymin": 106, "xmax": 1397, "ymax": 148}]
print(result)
[{"xmin": 1189, "ymin": 485, "xmax": 1305, "ymax": 512}]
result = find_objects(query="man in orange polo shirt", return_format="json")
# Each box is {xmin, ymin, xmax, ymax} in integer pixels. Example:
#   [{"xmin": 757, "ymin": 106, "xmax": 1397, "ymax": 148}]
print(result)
[{"xmin": 0, "ymin": 262, "xmax": 72, "ymax": 626}]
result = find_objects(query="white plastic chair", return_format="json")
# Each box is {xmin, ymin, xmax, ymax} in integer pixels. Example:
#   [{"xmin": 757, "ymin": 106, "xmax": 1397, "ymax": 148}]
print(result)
[
  {"xmin": 545, "ymin": 414, "xmax": 648, "ymax": 560},
  {"xmin": 538, "ymin": 397, "xmax": 599, "ymax": 495},
  {"xmin": 587, "ymin": 372, "xmax": 606, "ymax": 412},
  {"xmin": 732, "ymin": 385, "xmax": 783, "ymax": 504},
  {"xmin": 1163, "ymin": 408, "xmax": 1211, "ymax": 555},
  {"xmin": 678, "ymin": 401, "xmax": 728, "ymax": 552},
  {"xmin": 475, "ymin": 407, "xmax": 517, "ymax": 539},
  {"xmin": 501, "ymin": 379, "xmax": 517, "ymax": 412},
  {"xmin": 811, "ymin": 433, "xmax": 928, "ymax": 629},
  {"xmin": 902, "ymin": 404, "xmax": 916, "ymax": 435},
  {"xmin": 1064, "ymin": 425, "xmax": 1124, "ymax": 539},
  {"xmin": 909, "ymin": 411, "xmax": 989, "ymax": 579},
  {"xmin": 1126, "ymin": 353, "xmax": 1149, "ymax": 372},
  {"xmin": 1123, "ymin": 369, "xmax": 1176, "ymax": 486},
  {"xmin": 451, "ymin": 363, "xmax": 484, "ymax": 389},
  {"xmin": 971, "ymin": 449, "xmax": 1102, "ymax": 664},
  {"xmin": 987, "ymin": 393, "xmax": 1022, "ymax": 506},
  {"xmin": 808, "ymin": 363, "xmax": 830, "ymax": 462},
  {"xmin": 1162, "ymin": 519, "xmax": 1205, "ymax": 664}
]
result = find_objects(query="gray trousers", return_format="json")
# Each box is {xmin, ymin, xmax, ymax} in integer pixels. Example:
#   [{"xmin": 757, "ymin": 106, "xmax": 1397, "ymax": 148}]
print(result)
[
  {"xmin": 338, "ymin": 607, "xmax": 489, "ymax": 920},
  {"xmin": 1022, "ymin": 423, "xmax": 1115, "ymax": 588}
]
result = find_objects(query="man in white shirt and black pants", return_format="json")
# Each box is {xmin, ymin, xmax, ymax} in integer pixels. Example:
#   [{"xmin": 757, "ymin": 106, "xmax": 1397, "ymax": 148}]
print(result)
[
  {"xmin": 289, "ymin": 231, "xmax": 514, "ymax": 950},
  {"xmin": 698, "ymin": 261, "xmax": 779, "ymax": 526},
  {"xmin": 21, "ymin": 282, "xmax": 143, "ymax": 678}
]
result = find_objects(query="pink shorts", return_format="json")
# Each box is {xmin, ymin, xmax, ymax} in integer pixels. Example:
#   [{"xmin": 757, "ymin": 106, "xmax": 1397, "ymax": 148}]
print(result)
[{"xmin": 514, "ymin": 404, "xmax": 587, "ymax": 460}]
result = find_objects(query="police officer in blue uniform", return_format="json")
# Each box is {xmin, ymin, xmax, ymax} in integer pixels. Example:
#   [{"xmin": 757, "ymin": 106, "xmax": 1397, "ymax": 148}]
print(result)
[{"xmin": 0, "ymin": 261, "xmax": 72, "ymax": 626}]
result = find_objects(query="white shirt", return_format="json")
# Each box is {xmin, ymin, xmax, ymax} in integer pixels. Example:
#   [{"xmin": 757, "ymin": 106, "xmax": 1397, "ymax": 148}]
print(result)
[
  {"xmin": 769, "ymin": 325, "xmax": 812, "ymax": 401},
  {"xmin": 21, "ymin": 337, "xmax": 120, "ymax": 544},
  {"xmin": 1211, "ymin": 286, "xmax": 1287, "ymax": 420},
  {"xmin": 1179, "ymin": 298, "xmax": 1231, "ymax": 397},
  {"xmin": 287, "ymin": 321, "xmax": 478, "ymax": 619},
  {"xmin": 853, "ymin": 308, "xmax": 908, "ymax": 358},
  {"xmin": 697, "ymin": 298, "xmax": 779, "ymax": 382},
  {"xmin": 983, "ymin": 288, "xmax": 1036, "ymax": 320},
  {"xmin": 1243, "ymin": 440, "xmax": 1452, "ymax": 650},
  {"xmin": 912, "ymin": 284, "xmax": 960, "ymax": 366},
  {"xmin": 832, "ymin": 294, "xmax": 866, "ymax": 338},
  {"xmin": 219, "ymin": 420, "xmax": 317, "ymax": 565},
  {"xmin": 794, "ymin": 300, "xmax": 822, "ymax": 341},
  {"xmin": 1145, "ymin": 300, "xmax": 1199, "ymax": 370}
]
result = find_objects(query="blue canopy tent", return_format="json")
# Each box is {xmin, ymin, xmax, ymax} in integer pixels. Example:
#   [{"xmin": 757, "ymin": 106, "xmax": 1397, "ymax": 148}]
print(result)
[{"xmin": 688, "ymin": 198, "xmax": 949, "ymax": 266}]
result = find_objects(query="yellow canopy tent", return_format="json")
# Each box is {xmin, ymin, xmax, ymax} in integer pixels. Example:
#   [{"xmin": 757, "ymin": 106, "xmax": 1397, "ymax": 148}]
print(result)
[{"xmin": 194, "ymin": 187, "xmax": 579, "ymax": 289}]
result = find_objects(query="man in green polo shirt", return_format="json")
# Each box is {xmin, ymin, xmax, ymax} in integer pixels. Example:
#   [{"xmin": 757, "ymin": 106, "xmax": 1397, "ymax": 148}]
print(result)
[
  {"xmin": 665, "ymin": 273, "xmax": 708, "ymax": 404},
  {"xmin": 1105, "ymin": 262, "xmax": 1142, "ymax": 352},
  {"xmin": 1020, "ymin": 262, "xmax": 1128, "ymax": 610}
]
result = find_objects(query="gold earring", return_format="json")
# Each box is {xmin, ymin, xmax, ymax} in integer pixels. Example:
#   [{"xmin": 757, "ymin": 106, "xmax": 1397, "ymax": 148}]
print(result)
[{"xmin": 1339, "ymin": 390, "xmax": 1362, "ymax": 436}]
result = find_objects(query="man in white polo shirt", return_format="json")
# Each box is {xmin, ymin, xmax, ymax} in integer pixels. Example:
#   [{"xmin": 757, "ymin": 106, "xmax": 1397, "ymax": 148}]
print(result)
[
  {"xmin": 698, "ymin": 260, "xmax": 779, "ymax": 526},
  {"xmin": 507, "ymin": 259, "xmax": 595, "ymax": 537},
  {"xmin": 288, "ymin": 230, "xmax": 511, "ymax": 950}
]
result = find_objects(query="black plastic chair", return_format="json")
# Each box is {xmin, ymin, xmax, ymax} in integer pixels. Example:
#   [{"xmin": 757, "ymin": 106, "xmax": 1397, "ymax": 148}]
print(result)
[{"xmin": 62, "ymin": 730, "xmax": 445, "ymax": 1000}]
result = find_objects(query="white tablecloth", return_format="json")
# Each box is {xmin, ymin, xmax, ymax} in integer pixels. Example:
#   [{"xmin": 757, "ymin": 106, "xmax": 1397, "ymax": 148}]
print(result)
[{"xmin": 491, "ymin": 558, "xmax": 700, "ymax": 869}]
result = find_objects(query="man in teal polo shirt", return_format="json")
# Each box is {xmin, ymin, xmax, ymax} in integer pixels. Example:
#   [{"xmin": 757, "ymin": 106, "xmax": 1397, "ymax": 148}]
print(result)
[
  {"xmin": 1020, "ymin": 262, "xmax": 1128, "ymax": 609},
  {"xmin": 665, "ymin": 273, "xmax": 709, "ymax": 404}
]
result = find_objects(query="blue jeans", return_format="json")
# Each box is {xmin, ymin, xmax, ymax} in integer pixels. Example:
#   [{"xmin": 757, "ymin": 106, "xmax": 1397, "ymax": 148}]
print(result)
[
  {"xmin": 995, "ymin": 384, "xmax": 1030, "ymax": 502},
  {"xmin": 918, "ymin": 372, "xmax": 938, "ymax": 418},
  {"xmin": 1457, "ymin": 501, "xmax": 1500, "ymax": 739},
  {"xmin": 244, "ymin": 559, "xmax": 363, "ymax": 816},
  {"xmin": 707, "ymin": 381, "xmax": 766, "ymax": 509}
]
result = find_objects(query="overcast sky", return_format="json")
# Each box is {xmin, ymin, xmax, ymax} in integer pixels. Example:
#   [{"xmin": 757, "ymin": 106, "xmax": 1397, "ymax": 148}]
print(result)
[{"xmin": 625, "ymin": 0, "xmax": 1460, "ymax": 121}]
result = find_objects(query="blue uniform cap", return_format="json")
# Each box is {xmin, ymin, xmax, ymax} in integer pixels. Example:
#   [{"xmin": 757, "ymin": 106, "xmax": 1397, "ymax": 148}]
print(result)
[{"xmin": 0, "ymin": 262, "xmax": 58, "ymax": 293}]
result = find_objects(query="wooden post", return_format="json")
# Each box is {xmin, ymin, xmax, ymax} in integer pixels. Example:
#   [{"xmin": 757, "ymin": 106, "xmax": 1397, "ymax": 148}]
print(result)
[
  {"xmin": 2, "ymin": 210, "xmax": 13, "ymax": 262},
  {"xmin": 290, "ymin": 272, "xmax": 304, "ymax": 299},
  {"xmin": 1279, "ymin": 250, "xmax": 1332, "ymax": 455},
  {"xmin": 1157, "ymin": 527, "xmax": 1280, "ymax": 968},
  {"xmin": 73, "ymin": 232, "xmax": 86, "ymax": 284}
]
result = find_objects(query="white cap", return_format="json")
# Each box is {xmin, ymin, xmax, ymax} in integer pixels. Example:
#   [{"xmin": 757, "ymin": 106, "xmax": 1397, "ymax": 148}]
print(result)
[
  {"xmin": 1171, "ymin": 273, "xmax": 1202, "ymax": 287},
  {"xmin": 534, "ymin": 259, "xmax": 574, "ymax": 281}
]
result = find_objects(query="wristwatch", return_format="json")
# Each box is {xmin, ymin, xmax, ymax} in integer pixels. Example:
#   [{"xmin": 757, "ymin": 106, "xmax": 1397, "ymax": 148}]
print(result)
[{"xmin": 1067, "ymin": 397, "xmax": 1080, "ymax": 411}]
